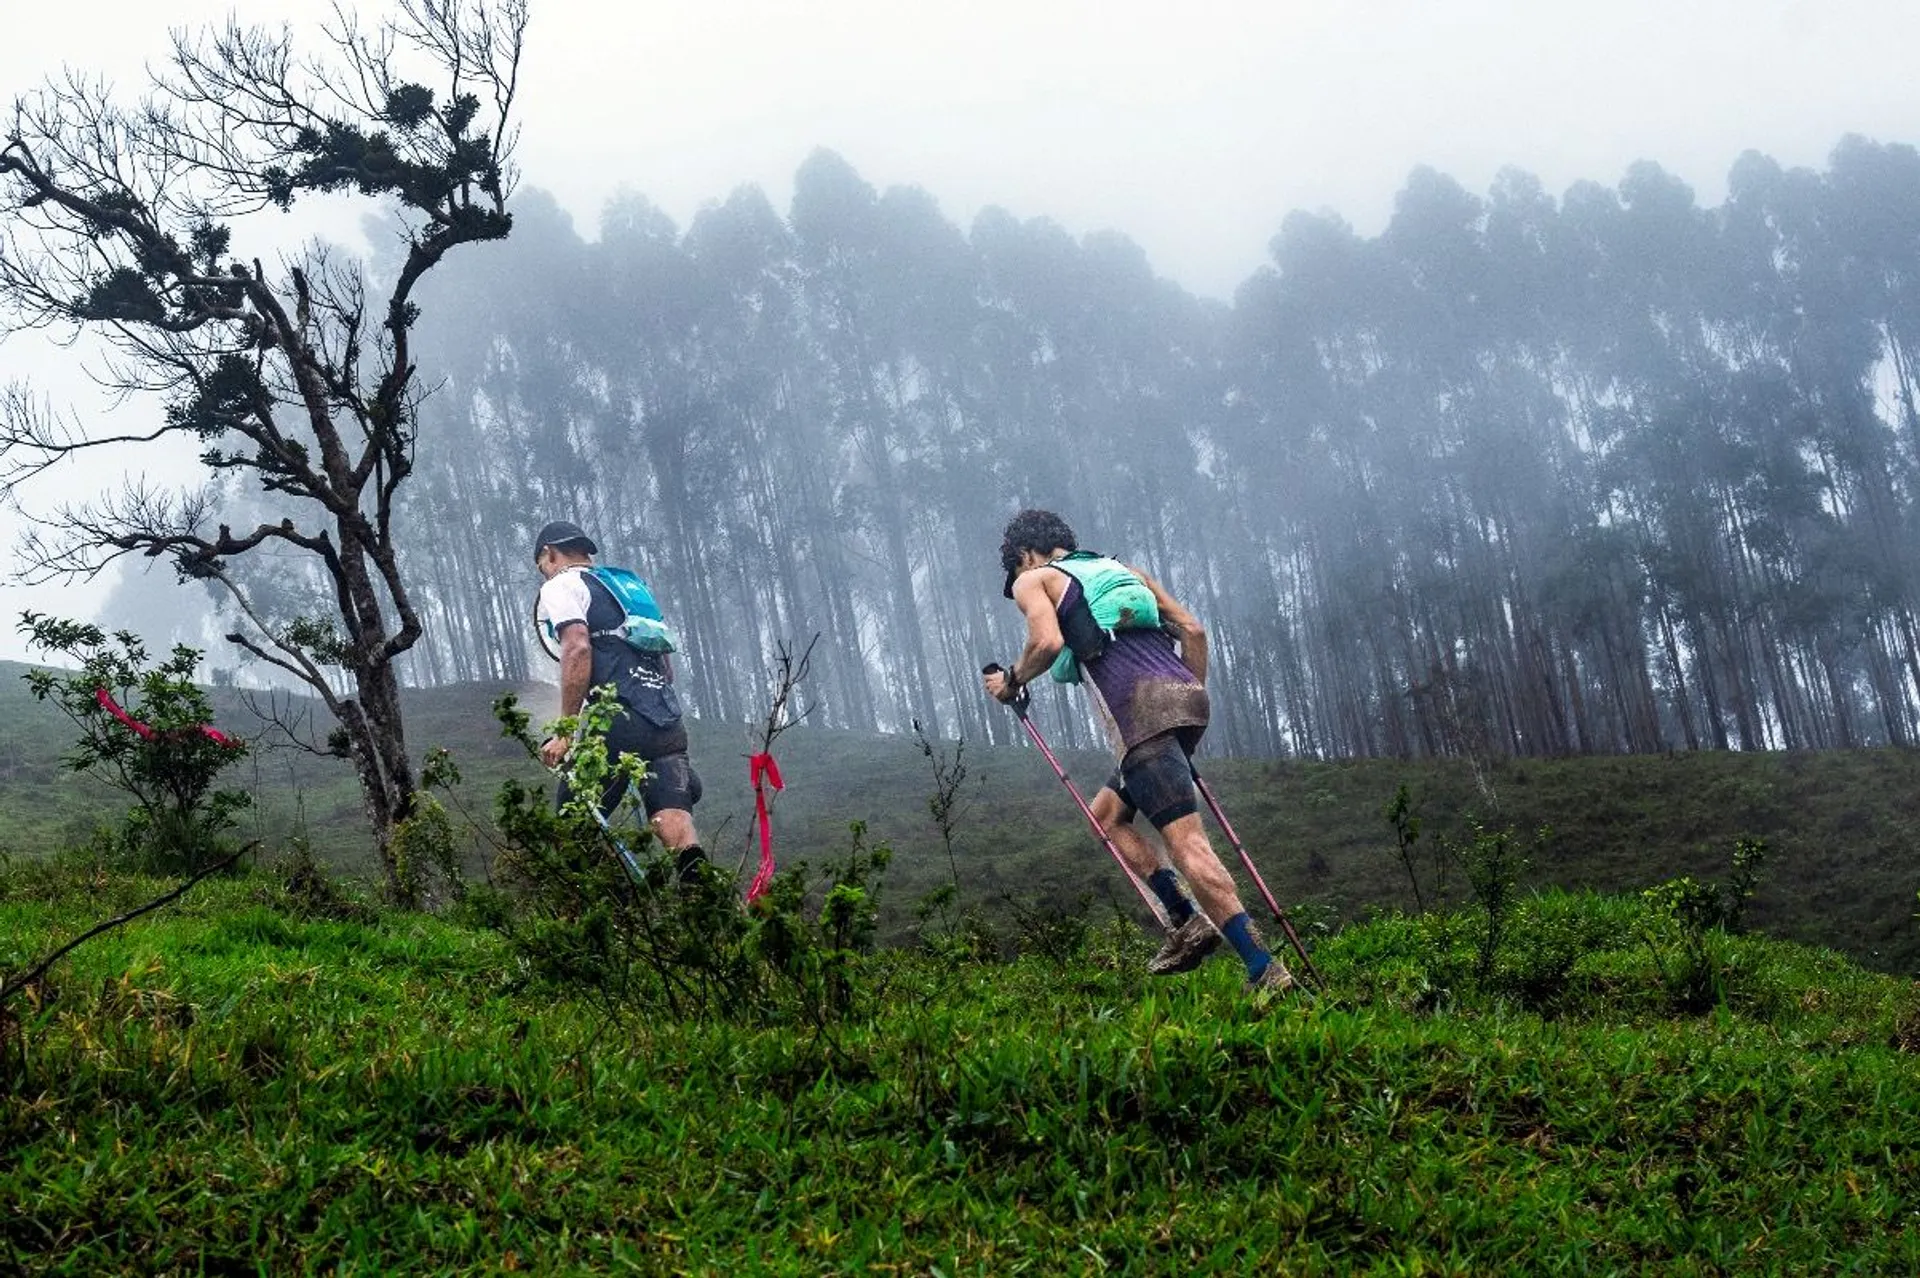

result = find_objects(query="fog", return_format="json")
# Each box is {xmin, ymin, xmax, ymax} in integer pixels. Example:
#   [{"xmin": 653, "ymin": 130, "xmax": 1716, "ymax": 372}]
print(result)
[{"xmin": 4, "ymin": 0, "xmax": 1920, "ymax": 718}]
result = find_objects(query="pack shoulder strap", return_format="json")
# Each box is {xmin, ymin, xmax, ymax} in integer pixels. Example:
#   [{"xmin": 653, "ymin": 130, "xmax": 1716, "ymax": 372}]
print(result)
[{"xmin": 1048, "ymin": 552, "xmax": 1161, "ymax": 634}]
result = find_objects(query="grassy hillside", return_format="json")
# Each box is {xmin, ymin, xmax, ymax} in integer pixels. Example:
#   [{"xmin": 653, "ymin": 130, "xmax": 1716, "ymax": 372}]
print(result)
[
  {"xmin": 3, "ymin": 871, "xmax": 1918, "ymax": 1271},
  {"xmin": 2, "ymin": 661, "xmax": 1917, "ymax": 973}
]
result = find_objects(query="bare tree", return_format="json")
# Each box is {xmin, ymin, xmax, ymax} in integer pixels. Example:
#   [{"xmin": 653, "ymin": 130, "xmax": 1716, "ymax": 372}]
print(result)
[{"xmin": 0, "ymin": 0, "xmax": 528, "ymax": 891}]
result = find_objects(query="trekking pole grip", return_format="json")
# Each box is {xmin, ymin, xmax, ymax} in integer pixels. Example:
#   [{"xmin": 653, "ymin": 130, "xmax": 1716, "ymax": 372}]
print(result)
[{"xmin": 980, "ymin": 661, "xmax": 1031, "ymax": 715}]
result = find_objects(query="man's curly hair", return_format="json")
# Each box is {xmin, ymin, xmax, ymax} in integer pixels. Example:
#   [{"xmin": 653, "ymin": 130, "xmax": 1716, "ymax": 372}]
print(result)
[{"xmin": 999, "ymin": 509, "xmax": 1077, "ymax": 596}]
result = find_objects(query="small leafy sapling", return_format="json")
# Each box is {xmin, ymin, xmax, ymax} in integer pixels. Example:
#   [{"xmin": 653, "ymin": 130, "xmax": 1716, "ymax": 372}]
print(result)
[{"xmin": 1384, "ymin": 782, "xmax": 1427, "ymax": 911}]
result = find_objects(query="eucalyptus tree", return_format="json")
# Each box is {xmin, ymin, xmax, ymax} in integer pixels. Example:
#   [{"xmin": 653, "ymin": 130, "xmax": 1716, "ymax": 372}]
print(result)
[
  {"xmin": 1738, "ymin": 142, "xmax": 1920, "ymax": 745},
  {"xmin": 0, "ymin": 0, "xmax": 528, "ymax": 890},
  {"xmin": 789, "ymin": 150, "xmax": 951, "ymax": 734},
  {"xmin": 404, "ymin": 188, "xmax": 594, "ymax": 686},
  {"xmin": 1220, "ymin": 206, "xmax": 1412, "ymax": 758},
  {"xmin": 858, "ymin": 181, "xmax": 1000, "ymax": 743},
  {"xmin": 680, "ymin": 185, "xmax": 877, "ymax": 728}
]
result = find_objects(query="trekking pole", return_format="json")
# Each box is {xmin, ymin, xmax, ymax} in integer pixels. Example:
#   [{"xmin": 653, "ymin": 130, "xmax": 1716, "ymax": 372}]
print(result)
[
  {"xmin": 1190, "ymin": 768, "xmax": 1324, "ymax": 987},
  {"xmin": 982, "ymin": 663, "xmax": 1170, "ymax": 929},
  {"xmin": 545, "ymin": 750, "xmax": 649, "ymax": 886},
  {"xmin": 588, "ymin": 802, "xmax": 649, "ymax": 886}
]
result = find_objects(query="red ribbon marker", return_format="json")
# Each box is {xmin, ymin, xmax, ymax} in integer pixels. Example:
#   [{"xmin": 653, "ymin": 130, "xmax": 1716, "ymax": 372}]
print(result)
[
  {"xmin": 96, "ymin": 688, "xmax": 155, "ymax": 740},
  {"xmin": 746, "ymin": 752, "xmax": 784, "ymax": 903},
  {"xmin": 95, "ymin": 688, "xmax": 241, "ymax": 748}
]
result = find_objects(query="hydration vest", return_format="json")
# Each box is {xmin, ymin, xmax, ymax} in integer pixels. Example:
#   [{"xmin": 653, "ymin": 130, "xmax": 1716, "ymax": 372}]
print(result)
[
  {"xmin": 543, "ymin": 565, "xmax": 678, "ymax": 655},
  {"xmin": 1045, "ymin": 551, "xmax": 1162, "ymax": 684}
]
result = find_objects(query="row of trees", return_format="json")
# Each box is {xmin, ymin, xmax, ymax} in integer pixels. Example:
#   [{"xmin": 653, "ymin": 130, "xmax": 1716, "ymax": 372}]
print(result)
[{"xmin": 395, "ymin": 138, "xmax": 1920, "ymax": 758}]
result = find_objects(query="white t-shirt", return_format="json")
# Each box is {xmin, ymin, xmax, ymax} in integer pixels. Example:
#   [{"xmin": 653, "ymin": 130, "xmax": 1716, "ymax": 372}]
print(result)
[
  {"xmin": 536, "ymin": 565, "xmax": 596, "ymax": 637},
  {"xmin": 537, "ymin": 564, "xmax": 673, "ymax": 692}
]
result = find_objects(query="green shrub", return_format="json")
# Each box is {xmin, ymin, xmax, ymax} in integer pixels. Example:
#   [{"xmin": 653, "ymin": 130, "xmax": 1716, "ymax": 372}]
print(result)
[
  {"xmin": 388, "ymin": 750, "xmax": 467, "ymax": 909},
  {"xmin": 1493, "ymin": 892, "xmax": 1614, "ymax": 1011},
  {"xmin": 473, "ymin": 690, "xmax": 895, "ymax": 1035},
  {"xmin": 1640, "ymin": 837, "xmax": 1770, "ymax": 1012},
  {"xmin": 262, "ymin": 839, "xmax": 377, "ymax": 924},
  {"xmin": 18, "ymin": 613, "xmax": 250, "ymax": 875},
  {"xmin": 1001, "ymin": 892, "xmax": 1095, "ymax": 965}
]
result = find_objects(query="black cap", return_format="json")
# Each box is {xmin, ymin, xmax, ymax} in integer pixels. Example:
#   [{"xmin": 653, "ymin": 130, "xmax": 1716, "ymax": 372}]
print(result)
[
  {"xmin": 534, "ymin": 520, "xmax": 598, "ymax": 556},
  {"xmin": 1000, "ymin": 538, "xmax": 1025, "ymax": 599}
]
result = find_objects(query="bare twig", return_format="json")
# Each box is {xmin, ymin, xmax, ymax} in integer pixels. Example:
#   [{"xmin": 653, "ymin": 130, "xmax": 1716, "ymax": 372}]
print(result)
[
  {"xmin": 750, "ymin": 634, "xmax": 821, "ymax": 756},
  {"xmin": 739, "ymin": 635, "xmax": 819, "ymax": 878},
  {"xmin": 237, "ymin": 686, "xmax": 335, "ymax": 757},
  {"xmin": 912, "ymin": 717, "xmax": 974, "ymax": 894},
  {"xmin": 0, "ymin": 841, "xmax": 256, "ymax": 1009}
]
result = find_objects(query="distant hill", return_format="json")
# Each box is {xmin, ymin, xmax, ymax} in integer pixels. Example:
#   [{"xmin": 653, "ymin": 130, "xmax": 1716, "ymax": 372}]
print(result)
[{"xmin": 2, "ymin": 660, "xmax": 1915, "ymax": 973}]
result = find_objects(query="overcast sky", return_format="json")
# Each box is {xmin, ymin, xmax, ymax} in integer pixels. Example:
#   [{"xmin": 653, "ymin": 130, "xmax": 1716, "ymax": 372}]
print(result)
[
  {"xmin": 6, "ymin": 0, "xmax": 1917, "ymax": 295},
  {"xmin": 2, "ymin": 0, "xmax": 1918, "ymax": 657}
]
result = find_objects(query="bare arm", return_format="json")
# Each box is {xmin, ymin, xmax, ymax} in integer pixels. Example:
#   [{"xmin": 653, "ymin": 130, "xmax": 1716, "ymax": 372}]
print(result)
[
  {"xmin": 557, "ymin": 624, "xmax": 593, "ymax": 716},
  {"xmin": 985, "ymin": 568, "xmax": 1065, "ymax": 701},
  {"xmin": 1131, "ymin": 565, "xmax": 1208, "ymax": 685},
  {"xmin": 541, "ymin": 623, "xmax": 593, "ymax": 766}
]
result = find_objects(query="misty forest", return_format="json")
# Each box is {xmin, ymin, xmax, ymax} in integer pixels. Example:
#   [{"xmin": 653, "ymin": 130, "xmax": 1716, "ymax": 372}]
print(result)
[{"xmin": 307, "ymin": 138, "xmax": 1920, "ymax": 764}]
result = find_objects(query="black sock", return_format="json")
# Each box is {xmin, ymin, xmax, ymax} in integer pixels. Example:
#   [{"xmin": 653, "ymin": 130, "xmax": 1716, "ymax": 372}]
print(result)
[{"xmin": 674, "ymin": 844, "xmax": 708, "ymax": 884}]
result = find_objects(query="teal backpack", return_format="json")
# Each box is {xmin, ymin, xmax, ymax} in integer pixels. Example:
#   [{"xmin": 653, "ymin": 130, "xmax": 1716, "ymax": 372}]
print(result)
[
  {"xmin": 1045, "ymin": 552, "xmax": 1161, "ymax": 684},
  {"xmin": 589, "ymin": 566, "xmax": 677, "ymax": 654},
  {"xmin": 541, "ymin": 565, "xmax": 677, "ymax": 654}
]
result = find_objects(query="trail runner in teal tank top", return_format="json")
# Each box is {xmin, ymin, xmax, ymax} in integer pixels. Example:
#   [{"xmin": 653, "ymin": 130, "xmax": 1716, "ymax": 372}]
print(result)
[{"xmin": 982, "ymin": 509, "xmax": 1298, "ymax": 1002}]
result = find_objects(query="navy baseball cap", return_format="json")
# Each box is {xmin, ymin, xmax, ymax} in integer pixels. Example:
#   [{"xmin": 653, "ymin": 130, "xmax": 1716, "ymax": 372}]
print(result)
[{"xmin": 534, "ymin": 520, "xmax": 598, "ymax": 555}]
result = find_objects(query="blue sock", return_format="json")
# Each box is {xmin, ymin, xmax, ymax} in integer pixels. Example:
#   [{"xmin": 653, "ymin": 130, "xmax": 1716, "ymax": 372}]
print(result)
[
  {"xmin": 1222, "ymin": 913, "xmax": 1271, "ymax": 981},
  {"xmin": 1146, "ymin": 870, "xmax": 1195, "ymax": 925}
]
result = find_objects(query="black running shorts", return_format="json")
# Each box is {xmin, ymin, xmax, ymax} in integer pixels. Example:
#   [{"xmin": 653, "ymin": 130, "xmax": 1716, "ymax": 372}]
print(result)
[
  {"xmin": 1101, "ymin": 726, "xmax": 1205, "ymax": 830},
  {"xmin": 557, "ymin": 702, "xmax": 703, "ymax": 817}
]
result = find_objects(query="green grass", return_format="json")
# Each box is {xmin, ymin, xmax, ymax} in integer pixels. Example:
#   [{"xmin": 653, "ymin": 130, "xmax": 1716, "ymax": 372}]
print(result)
[
  {"xmin": 4, "ymin": 659, "xmax": 1919, "ymax": 976},
  {"xmin": 4, "ymin": 869, "xmax": 1920, "ymax": 1273}
]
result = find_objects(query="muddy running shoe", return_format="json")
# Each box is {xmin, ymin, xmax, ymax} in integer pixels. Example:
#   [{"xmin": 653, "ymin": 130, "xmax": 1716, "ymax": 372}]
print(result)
[
  {"xmin": 1147, "ymin": 913, "xmax": 1221, "ymax": 975},
  {"xmin": 1243, "ymin": 958, "xmax": 1302, "ymax": 1008}
]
